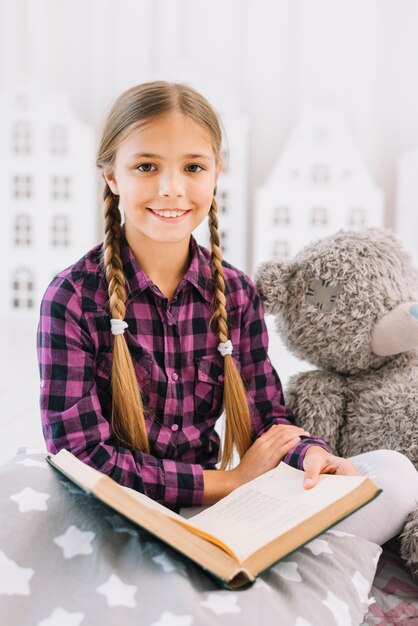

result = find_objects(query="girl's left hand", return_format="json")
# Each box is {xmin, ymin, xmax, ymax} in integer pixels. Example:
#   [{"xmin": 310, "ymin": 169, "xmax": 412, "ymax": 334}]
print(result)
[{"xmin": 302, "ymin": 446, "xmax": 359, "ymax": 489}]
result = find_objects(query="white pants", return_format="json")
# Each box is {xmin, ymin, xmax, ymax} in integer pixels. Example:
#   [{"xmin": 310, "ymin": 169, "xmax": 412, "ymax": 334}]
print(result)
[{"xmin": 333, "ymin": 449, "xmax": 418, "ymax": 545}]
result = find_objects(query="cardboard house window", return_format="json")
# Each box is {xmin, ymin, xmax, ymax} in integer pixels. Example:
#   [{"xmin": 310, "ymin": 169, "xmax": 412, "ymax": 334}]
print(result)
[
  {"xmin": 12, "ymin": 267, "xmax": 35, "ymax": 309},
  {"xmin": 14, "ymin": 214, "xmax": 32, "ymax": 246},
  {"xmin": 13, "ymin": 175, "xmax": 32, "ymax": 199},
  {"xmin": 348, "ymin": 207, "xmax": 366, "ymax": 228},
  {"xmin": 52, "ymin": 215, "xmax": 70, "ymax": 247},
  {"xmin": 311, "ymin": 206, "xmax": 329, "ymax": 227},
  {"xmin": 51, "ymin": 176, "xmax": 71, "ymax": 200},
  {"xmin": 50, "ymin": 125, "xmax": 68, "ymax": 155},
  {"xmin": 12, "ymin": 121, "xmax": 31, "ymax": 155},
  {"xmin": 219, "ymin": 230, "xmax": 228, "ymax": 254},
  {"xmin": 14, "ymin": 93, "xmax": 29, "ymax": 110},
  {"xmin": 220, "ymin": 147, "xmax": 229, "ymax": 174},
  {"xmin": 311, "ymin": 163, "xmax": 330, "ymax": 184},
  {"xmin": 219, "ymin": 190, "xmax": 228, "ymax": 214},
  {"xmin": 273, "ymin": 206, "xmax": 290, "ymax": 226},
  {"xmin": 272, "ymin": 240, "xmax": 290, "ymax": 259}
]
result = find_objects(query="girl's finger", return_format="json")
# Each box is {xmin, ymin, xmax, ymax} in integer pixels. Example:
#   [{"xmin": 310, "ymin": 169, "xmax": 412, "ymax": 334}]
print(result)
[
  {"xmin": 265, "ymin": 425, "xmax": 310, "ymax": 442},
  {"xmin": 334, "ymin": 460, "xmax": 359, "ymax": 476}
]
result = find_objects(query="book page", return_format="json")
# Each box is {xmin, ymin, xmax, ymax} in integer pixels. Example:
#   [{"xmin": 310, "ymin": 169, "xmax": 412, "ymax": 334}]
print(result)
[{"xmin": 185, "ymin": 463, "xmax": 369, "ymax": 562}]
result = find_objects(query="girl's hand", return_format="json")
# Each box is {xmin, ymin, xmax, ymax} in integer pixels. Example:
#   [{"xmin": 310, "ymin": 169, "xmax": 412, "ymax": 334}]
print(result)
[
  {"xmin": 302, "ymin": 446, "xmax": 359, "ymax": 489},
  {"xmin": 230, "ymin": 423, "xmax": 310, "ymax": 488}
]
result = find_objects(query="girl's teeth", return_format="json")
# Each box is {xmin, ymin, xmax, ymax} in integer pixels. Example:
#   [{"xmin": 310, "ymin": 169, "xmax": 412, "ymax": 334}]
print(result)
[{"xmin": 154, "ymin": 210, "xmax": 184, "ymax": 218}]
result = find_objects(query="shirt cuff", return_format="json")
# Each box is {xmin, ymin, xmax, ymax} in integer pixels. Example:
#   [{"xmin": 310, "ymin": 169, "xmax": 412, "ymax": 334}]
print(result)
[
  {"xmin": 283, "ymin": 436, "xmax": 334, "ymax": 470},
  {"xmin": 162, "ymin": 459, "xmax": 205, "ymax": 507}
]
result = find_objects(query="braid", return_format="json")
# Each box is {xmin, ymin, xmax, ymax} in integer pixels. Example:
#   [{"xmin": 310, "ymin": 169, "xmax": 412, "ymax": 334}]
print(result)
[
  {"xmin": 102, "ymin": 184, "xmax": 150, "ymax": 453},
  {"xmin": 208, "ymin": 192, "xmax": 252, "ymax": 470},
  {"xmin": 103, "ymin": 186, "xmax": 127, "ymax": 320}
]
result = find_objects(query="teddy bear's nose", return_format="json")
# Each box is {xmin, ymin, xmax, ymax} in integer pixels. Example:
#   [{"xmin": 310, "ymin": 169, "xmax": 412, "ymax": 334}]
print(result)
[{"xmin": 371, "ymin": 302, "xmax": 418, "ymax": 356}]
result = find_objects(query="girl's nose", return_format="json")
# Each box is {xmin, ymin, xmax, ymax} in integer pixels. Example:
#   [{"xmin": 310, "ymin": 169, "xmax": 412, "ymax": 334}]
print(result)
[{"xmin": 158, "ymin": 171, "xmax": 184, "ymax": 197}]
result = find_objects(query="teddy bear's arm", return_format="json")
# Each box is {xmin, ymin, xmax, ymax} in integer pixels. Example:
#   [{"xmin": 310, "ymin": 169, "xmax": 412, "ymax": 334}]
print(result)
[{"xmin": 285, "ymin": 370, "xmax": 346, "ymax": 453}]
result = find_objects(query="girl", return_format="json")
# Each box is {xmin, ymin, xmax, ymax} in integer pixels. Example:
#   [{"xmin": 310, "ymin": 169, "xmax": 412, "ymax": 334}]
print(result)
[{"xmin": 37, "ymin": 81, "xmax": 418, "ymax": 548}]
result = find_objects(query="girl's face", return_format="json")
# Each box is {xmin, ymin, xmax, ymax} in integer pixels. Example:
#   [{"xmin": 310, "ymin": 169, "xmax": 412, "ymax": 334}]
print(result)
[{"xmin": 104, "ymin": 111, "xmax": 222, "ymax": 246}]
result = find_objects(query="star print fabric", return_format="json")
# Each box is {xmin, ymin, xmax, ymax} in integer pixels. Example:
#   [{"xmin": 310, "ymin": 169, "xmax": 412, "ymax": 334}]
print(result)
[
  {"xmin": 37, "ymin": 231, "xmax": 332, "ymax": 510},
  {"xmin": 0, "ymin": 448, "xmax": 382, "ymax": 625}
]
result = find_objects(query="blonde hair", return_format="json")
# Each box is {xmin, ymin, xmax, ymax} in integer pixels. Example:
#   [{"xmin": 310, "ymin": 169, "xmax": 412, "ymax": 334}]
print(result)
[{"xmin": 96, "ymin": 81, "xmax": 252, "ymax": 469}]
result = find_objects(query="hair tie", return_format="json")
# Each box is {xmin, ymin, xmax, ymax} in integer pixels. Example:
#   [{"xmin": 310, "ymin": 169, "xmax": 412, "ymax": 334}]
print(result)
[
  {"xmin": 111, "ymin": 319, "xmax": 128, "ymax": 336},
  {"xmin": 217, "ymin": 340, "xmax": 233, "ymax": 357}
]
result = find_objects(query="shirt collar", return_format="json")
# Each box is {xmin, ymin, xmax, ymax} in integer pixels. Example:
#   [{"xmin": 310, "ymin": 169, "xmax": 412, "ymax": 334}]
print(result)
[{"xmin": 120, "ymin": 230, "xmax": 214, "ymax": 304}]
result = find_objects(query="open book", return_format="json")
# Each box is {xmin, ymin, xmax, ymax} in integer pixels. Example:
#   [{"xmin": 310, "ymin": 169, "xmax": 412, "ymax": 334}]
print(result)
[{"xmin": 46, "ymin": 450, "xmax": 381, "ymax": 590}]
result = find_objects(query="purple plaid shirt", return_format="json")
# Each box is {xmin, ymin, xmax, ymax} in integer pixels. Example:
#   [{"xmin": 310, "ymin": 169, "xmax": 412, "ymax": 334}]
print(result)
[{"xmin": 37, "ymin": 232, "xmax": 332, "ymax": 510}]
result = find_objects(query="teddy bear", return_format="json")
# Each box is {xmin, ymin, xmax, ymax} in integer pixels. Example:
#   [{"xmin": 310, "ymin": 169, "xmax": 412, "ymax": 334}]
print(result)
[{"xmin": 254, "ymin": 227, "xmax": 418, "ymax": 581}]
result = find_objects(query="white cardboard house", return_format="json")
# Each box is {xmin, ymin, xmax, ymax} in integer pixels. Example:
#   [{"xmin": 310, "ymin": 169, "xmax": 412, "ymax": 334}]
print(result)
[
  {"xmin": 190, "ymin": 97, "xmax": 250, "ymax": 273},
  {"xmin": 252, "ymin": 109, "xmax": 384, "ymax": 272},
  {"xmin": 252, "ymin": 109, "xmax": 385, "ymax": 387},
  {"xmin": 0, "ymin": 76, "xmax": 98, "ymax": 318},
  {"xmin": 396, "ymin": 146, "xmax": 418, "ymax": 265}
]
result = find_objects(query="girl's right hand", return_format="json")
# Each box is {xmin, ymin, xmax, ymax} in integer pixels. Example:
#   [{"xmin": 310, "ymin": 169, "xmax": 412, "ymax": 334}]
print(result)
[{"xmin": 229, "ymin": 424, "xmax": 309, "ymax": 488}]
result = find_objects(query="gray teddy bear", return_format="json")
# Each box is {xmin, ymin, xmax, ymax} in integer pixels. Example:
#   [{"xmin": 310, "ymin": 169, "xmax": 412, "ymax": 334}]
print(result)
[{"xmin": 255, "ymin": 227, "xmax": 418, "ymax": 580}]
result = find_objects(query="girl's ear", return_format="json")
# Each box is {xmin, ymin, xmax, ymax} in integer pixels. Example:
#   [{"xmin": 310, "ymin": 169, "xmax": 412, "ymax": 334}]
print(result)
[
  {"xmin": 254, "ymin": 260, "xmax": 291, "ymax": 315},
  {"xmin": 103, "ymin": 168, "xmax": 119, "ymax": 196}
]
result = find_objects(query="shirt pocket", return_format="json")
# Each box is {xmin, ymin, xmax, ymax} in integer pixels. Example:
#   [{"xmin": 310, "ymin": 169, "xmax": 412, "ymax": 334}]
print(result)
[
  {"xmin": 95, "ymin": 351, "xmax": 152, "ymax": 403},
  {"xmin": 194, "ymin": 354, "xmax": 225, "ymax": 419}
]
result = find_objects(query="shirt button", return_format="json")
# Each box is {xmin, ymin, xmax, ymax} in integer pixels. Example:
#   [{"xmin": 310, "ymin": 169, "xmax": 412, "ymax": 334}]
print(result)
[
  {"xmin": 218, "ymin": 375, "xmax": 224, "ymax": 382},
  {"xmin": 171, "ymin": 372, "xmax": 179, "ymax": 381},
  {"xmin": 171, "ymin": 423, "xmax": 179, "ymax": 431}
]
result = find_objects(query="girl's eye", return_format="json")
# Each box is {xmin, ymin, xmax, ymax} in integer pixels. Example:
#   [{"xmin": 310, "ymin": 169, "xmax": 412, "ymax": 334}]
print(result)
[
  {"xmin": 137, "ymin": 163, "xmax": 156, "ymax": 172},
  {"xmin": 186, "ymin": 164, "xmax": 203, "ymax": 173}
]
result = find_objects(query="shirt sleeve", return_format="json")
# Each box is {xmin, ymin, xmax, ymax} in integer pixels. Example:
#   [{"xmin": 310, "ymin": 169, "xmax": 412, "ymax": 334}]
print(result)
[
  {"xmin": 37, "ymin": 276, "xmax": 204, "ymax": 510},
  {"xmin": 238, "ymin": 279, "xmax": 334, "ymax": 470}
]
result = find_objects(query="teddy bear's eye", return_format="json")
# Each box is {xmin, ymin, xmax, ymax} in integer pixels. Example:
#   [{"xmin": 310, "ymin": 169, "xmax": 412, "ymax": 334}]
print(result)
[{"xmin": 305, "ymin": 278, "xmax": 341, "ymax": 313}]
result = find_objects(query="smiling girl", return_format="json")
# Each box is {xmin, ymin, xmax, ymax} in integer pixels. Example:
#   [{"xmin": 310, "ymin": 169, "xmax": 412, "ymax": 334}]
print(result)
[{"xmin": 37, "ymin": 83, "xmax": 418, "ymax": 549}]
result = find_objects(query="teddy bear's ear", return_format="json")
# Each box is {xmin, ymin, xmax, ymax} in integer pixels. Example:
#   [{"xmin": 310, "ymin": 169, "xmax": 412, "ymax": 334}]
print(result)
[{"xmin": 254, "ymin": 260, "xmax": 291, "ymax": 315}]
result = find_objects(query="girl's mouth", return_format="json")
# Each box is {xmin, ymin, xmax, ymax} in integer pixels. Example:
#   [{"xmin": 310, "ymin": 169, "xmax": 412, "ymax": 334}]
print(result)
[{"xmin": 147, "ymin": 208, "xmax": 192, "ymax": 223}]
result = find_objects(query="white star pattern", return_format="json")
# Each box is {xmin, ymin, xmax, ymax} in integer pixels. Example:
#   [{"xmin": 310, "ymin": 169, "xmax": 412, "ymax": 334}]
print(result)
[
  {"xmin": 17, "ymin": 458, "xmax": 48, "ymax": 469},
  {"xmin": 274, "ymin": 561, "xmax": 302, "ymax": 582},
  {"xmin": 152, "ymin": 552, "xmax": 176, "ymax": 573},
  {"xmin": 10, "ymin": 487, "xmax": 50, "ymax": 513},
  {"xmin": 200, "ymin": 592, "xmax": 241, "ymax": 615},
  {"xmin": 323, "ymin": 591, "xmax": 351, "ymax": 626},
  {"xmin": 352, "ymin": 570, "xmax": 370, "ymax": 605},
  {"xmin": 152, "ymin": 551, "xmax": 186, "ymax": 574},
  {"xmin": 253, "ymin": 577, "xmax": 272, "ymax": 593},
  {"xmin": 150, "ymin": 612, "xmax": 193, "ymax": 626},
  {"xmin": 304, "ymin": 538, "xmax": 333, "ymax": 556},
  {"xmin": 105, "ymin": 514, "xmax": 139, "ymax": 537},
  {"xmin": 54, "ymin": 526, "xmax": 95, "ymax": 559},
  {"xmin": 97, "ymin": 574, "xmax": 137, "ymax": 607},
  {"xmin": 0, "ymin": 551, "xmax": 34, "ymax": 596},
  {"xmin": 37, "ymin": 607, "xmax": 84, "ymax": 626}
]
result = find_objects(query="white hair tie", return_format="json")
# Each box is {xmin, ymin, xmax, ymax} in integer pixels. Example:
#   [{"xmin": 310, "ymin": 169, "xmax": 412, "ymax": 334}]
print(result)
[
  {"xmin": 217, "ymin": 340, "xmax": 233, "ymax": 357},
  {"xmin": 111, "ymin": 319, "xmax": 129, "ymax": 336}
]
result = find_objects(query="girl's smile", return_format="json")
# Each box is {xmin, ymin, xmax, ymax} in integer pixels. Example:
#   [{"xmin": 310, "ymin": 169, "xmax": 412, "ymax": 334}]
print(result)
[
  {"xmin": 103, "ymin": 111, "xmax": 222, "ymax": 248},
  {"xmin": 146, "ymin": 207, "xmax": 193, "ymax": 222}
]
